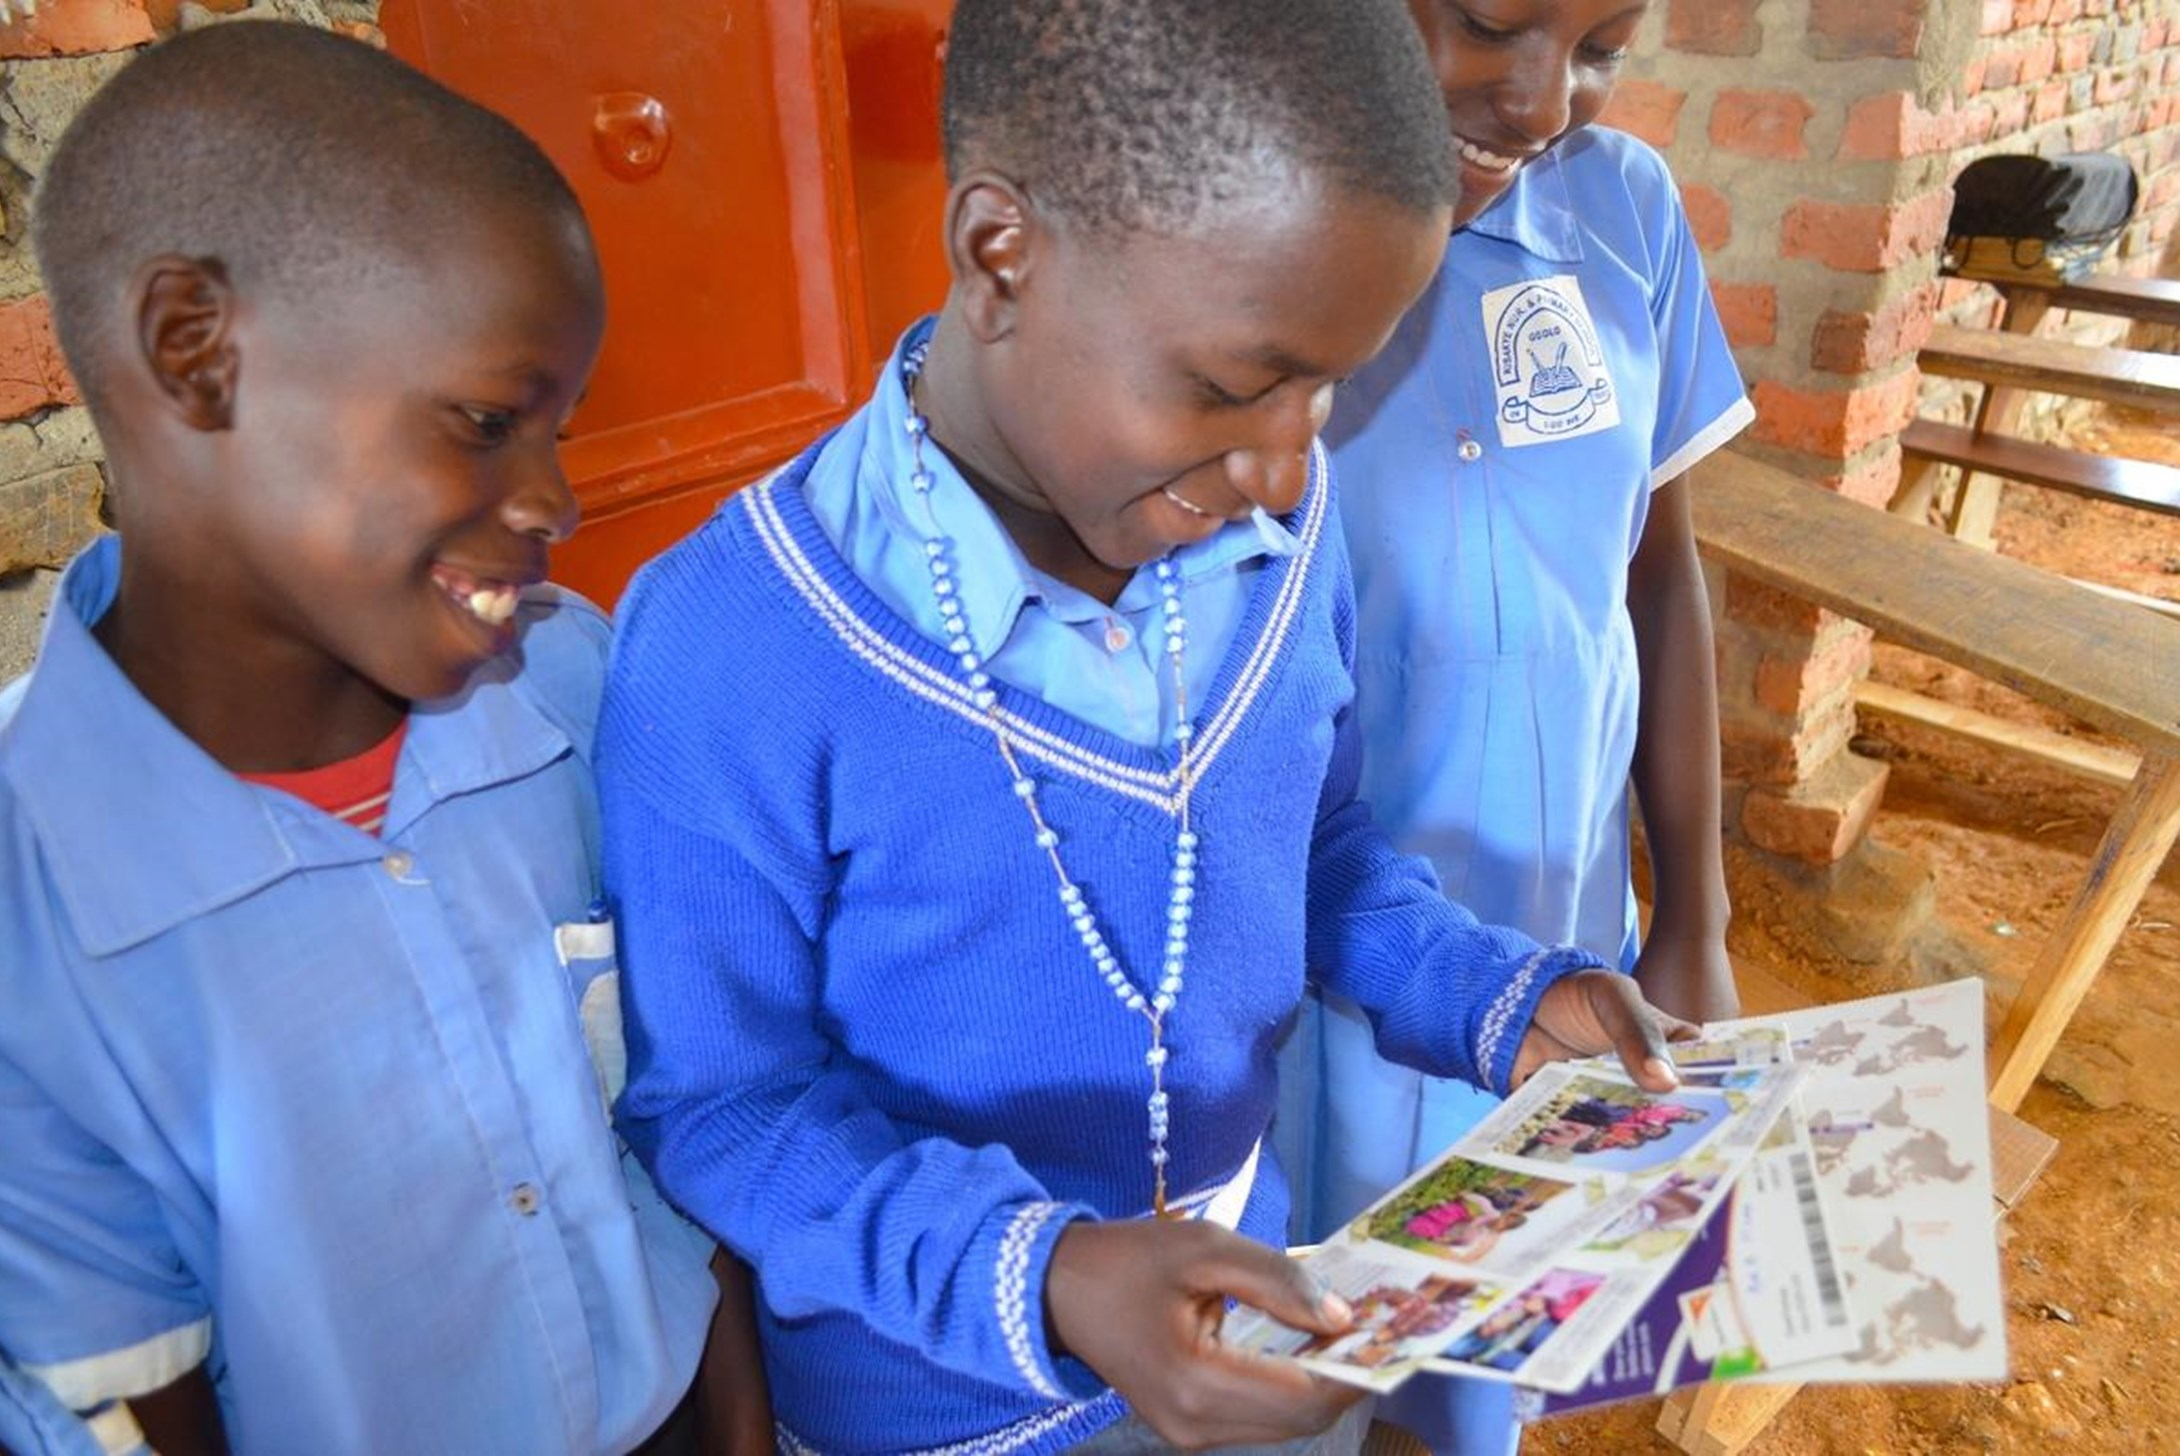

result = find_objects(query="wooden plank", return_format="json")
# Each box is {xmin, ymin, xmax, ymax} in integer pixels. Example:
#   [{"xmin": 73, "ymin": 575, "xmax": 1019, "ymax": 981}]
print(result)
[
  {"xmin": 2047, "ymin": 275, "xmax": 2180, "ymax": 330},
  {"xmin": 1691, "ymin": 453, "xmax": 2180, "ymax": 755},
  {"xmin": 1853, "ymin": 680, "xmax": 2142, "ymax": 788},
  {"xmin": 1658, "ymin": 1375, "xmax": 1802, "ymax": 1454},
  {"xmin": 1948, "ymin": 292, "xmax": 2056, "ymax": 547},
  {"xmin": 1990, "ymin": 1106, "xmax": 2061, "ymax": 1212},
  {"xmin": 1951, "ymin": 269, "xmax": 2180, "ymax": 329},
  {"xmin": 1988, "ymin": 751, "xmax": 2180, "ymax": 1111},
  {"xmin": 1901, "ymin": 419, "xmax": 2180, "ymax": 519},
  {"xmin": 2065, "ymin": 575, "xmax": 2180, "ymax": 623},
  {"xmin": 1919, "ymin": 323, "xmax": 2180, "ymax": 418}
]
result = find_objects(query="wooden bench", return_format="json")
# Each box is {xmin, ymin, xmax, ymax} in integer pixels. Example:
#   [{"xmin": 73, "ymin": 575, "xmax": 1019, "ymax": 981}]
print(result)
[
  {"xmin": 2031, "ymin": 273, "xmax": 2180, "ymax": 331},
  {"xmin": 1900, "ymin": 417, "xmax": 2180, "ymax": 518},
  {"xmin": 1902, "ymin": 314, "xmax": 2180, "ymax": 544},
  {"xmin": 1917, "ymin": 322, "xmax": 2180, "ymax": 415},
  {"xmin": 1693, "ymin": 449, "xmax": 2180, "ymax": 1112},
  {"xmin": 1652, "ymin": 451, "xmax": 2177, "ymax": 1454},
  {"xmin": 1949, "ymin": 261, "xmax": 2180, "ymax": 332}
]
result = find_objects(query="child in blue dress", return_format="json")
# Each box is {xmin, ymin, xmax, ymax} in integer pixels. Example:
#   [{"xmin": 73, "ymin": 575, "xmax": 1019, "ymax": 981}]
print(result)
[
  {"xmin": 600, "ymin": 2, "xmax": 1692, "ymax": 1452},
  {"xmin": 0, "ymin": 25, "xmax": 763, "ymax": 1455},
  {"xmin": 1275, "ymin": 2, "xmax": 1756, "ymax": 1450}
]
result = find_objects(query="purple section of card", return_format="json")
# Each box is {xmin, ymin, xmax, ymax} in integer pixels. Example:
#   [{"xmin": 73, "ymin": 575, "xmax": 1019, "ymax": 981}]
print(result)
[{"xmin": 1525, "ymin": 1196, "xmax": 1734, "ymax": 1418}]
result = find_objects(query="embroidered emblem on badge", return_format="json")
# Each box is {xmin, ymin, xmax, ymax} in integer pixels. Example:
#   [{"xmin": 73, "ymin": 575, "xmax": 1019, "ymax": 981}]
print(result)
[{"xmin": 1483, "ymin": 275, "xmax": 1621, "ymax": 448}]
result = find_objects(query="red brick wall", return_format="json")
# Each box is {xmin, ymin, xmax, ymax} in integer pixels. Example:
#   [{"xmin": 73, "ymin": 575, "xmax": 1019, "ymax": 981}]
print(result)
[
  {"xmin": 1934, "ymin": 1, "xmax": 2180, "ymax": 363},
  {"xmin": 1602, "ymin": 0, "xmax": 2180, "ymax": 866}
]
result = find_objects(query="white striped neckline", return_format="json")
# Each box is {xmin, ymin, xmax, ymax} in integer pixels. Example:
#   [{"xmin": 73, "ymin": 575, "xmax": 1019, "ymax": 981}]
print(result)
[{"xmin": 744, "ymin": 441, "xmax": 1332, "ymax": 816}]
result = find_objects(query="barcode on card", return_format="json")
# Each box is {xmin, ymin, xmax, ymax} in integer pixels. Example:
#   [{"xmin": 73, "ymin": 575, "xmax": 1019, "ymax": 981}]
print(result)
[{"xmin": 1791, "ymin": 1146, "xmax": 1849, "ymax": 1328}]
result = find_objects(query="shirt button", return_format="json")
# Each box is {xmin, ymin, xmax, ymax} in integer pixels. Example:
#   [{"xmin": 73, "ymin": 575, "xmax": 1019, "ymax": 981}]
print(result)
[
  {"xmin": 381, "ymin": 850, "xmax": 414, "ymax": 879},
  {"xmin": 1103, "ymin": 619, "xmax": 1133, "ymax": 653},
  {"xmin": 509, "ymin": 1183, "xmax": 541, "ymax": 1216},
  {"xmin": 1456, "ymin": 437, "xmax": 1484, "ymax": 463}
]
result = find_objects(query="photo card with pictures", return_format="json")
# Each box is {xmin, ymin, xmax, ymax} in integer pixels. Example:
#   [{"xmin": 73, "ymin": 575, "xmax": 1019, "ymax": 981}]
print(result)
[
  {"xmin": 1516, "ymin": 979, "xmax": 2003, "ymax": 1420},
  {"xmin": 1225, "ymin": 1032, "xmax": 1804, "ymax": 1394}
]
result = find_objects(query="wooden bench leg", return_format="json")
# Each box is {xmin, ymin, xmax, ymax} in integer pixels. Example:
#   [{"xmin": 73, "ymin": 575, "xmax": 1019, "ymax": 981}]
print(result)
[
  {"xmin": 1889, "ymin": 451, "xmax": 1947, "ymax": 522},
  {"xmin": 1658, "ymin": 1381, "xmax": 1806, "ymax": 1455},
  {"xmin": 1946, "ymin": 291, "xmax": 2053, "ymax": 549},
  {"xmin": 1947, "ymin": 461, "xmax": 2009, "ymax": 549},
  {"xmin": 1988, "ymin": 750, "xmax": 2180, "ymax": 1112}
]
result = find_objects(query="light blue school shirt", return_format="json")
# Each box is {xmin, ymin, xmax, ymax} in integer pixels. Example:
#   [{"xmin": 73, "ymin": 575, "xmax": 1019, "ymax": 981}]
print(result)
[
  {"xmin": 0, "ymin": 537, "xmax": 716, "ymax": 1456},
  {"xmin": 803, "ymin": 319, "xmax": 1296, "ymax": 746}
]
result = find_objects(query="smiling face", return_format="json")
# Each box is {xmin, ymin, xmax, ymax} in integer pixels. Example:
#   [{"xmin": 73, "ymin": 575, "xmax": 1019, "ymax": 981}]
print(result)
[
  {"xmin": 925, "ymin": 175, "xmax": 1451, "ymax": 599},
  {"xmin": 1408, "ymin": 0, "xmax": 1651, "ymax": 229},
  {"xmin": 183, "ymin": 203, "xmax": 602, "ymax": 712}
]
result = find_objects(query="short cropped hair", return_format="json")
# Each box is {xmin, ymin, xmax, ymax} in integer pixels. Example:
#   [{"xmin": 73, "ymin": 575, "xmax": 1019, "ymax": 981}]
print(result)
[
  {"xmin": 34, "ymin": 22, "xmax": 584, "ymax": 411},
  {"xmin": 941, "ymin": 0, "xmax": 1454, "ymax": 235}
]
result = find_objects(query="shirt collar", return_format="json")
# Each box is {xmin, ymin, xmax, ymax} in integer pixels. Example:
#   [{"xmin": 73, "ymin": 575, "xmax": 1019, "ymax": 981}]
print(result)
[
  {"xmin": 855, "ymin": 319, "xmax": 1299, "ymax": 653},
  {"xmin": 1, "ymin": 536, "xmax": 574, "ymax": 957},
  {"xmin": 1462, "ymin": 132, "xmax": 1588, "ymax": 265}
]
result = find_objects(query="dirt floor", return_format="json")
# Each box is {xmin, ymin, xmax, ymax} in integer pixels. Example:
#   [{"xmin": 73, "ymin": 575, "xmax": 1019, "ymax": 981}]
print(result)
[{"xmin": 1519, "ymin": 405, "xmax": 2180, "ymax": 1455}]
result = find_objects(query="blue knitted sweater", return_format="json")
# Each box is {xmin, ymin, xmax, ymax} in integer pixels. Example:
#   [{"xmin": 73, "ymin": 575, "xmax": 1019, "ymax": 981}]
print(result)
[{"xmin": 599, "ymin": 441, "xmax": 1605, "ymax": 1454}]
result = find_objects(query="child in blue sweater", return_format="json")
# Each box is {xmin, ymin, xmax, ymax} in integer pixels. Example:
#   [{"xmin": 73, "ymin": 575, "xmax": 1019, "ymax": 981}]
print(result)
[{"xmin": 600, "ymin": 2, "xmax": 1690, "ymax": 1451}]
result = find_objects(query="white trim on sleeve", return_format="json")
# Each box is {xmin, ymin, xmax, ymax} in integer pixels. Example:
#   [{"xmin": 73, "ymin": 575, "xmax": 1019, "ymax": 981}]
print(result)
[
  {"xmin": 1650, "ymin": 396, "xmax": 1756, "ymax": 491},
  {"xmin": 994, "ymin": 1204, "xmax": 1067, "ymax": 1401},
  {"xmin": 24, "ymin": 1318, "xmax": 212, "ymax": 1410}
]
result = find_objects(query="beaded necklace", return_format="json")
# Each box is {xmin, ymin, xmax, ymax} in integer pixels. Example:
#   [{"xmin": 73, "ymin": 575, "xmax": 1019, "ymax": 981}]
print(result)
[{"xmin": 902, "ymin": 340, "xmax": 1197, "ymax": 1217}]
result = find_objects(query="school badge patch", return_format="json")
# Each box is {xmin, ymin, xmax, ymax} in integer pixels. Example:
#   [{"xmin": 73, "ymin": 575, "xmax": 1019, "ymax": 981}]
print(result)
[{"xmin": 1482, "ymin": 274, "xmax": 1620, "ymax": 448}]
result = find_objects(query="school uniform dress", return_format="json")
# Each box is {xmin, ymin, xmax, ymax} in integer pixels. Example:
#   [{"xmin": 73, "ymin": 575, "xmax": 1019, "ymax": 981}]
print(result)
[
  {"xmin": 1274, "ymin": 126, "xmax": 1753, "ymax": 1450},
  {"xmin": 599, "ymin": 322, "xmax": 1612, "ymax": 1456},
  {"xmin": 0, "ymin": 538, "xmax": 717, "ymax": 1456}
]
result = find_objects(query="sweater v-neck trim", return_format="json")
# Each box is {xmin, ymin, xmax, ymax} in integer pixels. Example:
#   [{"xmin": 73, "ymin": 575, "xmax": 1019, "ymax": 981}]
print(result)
[{"xmin": 739, "ymin": 440, "xmax": 1332, "ymax": 816}]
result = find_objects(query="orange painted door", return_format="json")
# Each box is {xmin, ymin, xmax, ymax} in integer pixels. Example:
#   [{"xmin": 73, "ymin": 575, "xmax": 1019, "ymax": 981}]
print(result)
[{"xmin": 383, "ymin": 0, "xmax": 953, "ymax": 604}]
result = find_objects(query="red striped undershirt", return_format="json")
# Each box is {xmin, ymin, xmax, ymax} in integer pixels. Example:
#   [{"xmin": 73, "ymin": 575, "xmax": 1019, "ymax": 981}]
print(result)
[{"xmin": 238, "ymin": 720, "xmax": 408, "ymax": 836}]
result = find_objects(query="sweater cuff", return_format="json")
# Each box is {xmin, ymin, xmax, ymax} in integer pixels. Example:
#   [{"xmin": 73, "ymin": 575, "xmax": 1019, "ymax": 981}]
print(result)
[
  {"xmin": 1473, "ymin": 946, "xmax": 1609, "ymax": 1094},
  {"xmin": 982, "ymin": 1200, "xmax": 1104, "ymax": 1402}
]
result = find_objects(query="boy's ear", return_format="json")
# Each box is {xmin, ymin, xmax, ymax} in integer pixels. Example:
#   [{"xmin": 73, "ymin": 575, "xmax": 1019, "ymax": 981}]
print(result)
[
  {"xmin": 134, "ymin": 256, "xmax": 239, "ymax": 431},
  {"xmin": 945, "ymin": 173, "xmax": 1036, "ymax": 342}
]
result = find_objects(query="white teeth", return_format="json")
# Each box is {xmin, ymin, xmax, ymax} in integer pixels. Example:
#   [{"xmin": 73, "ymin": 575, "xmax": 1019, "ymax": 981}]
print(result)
[
  {"xmin": 1457, "ymin": 137, "xmax": 1520, "ymax": 172},
  {"xmin": 466, "ymin": 586, "xmax": 518, "ymax": 626}
]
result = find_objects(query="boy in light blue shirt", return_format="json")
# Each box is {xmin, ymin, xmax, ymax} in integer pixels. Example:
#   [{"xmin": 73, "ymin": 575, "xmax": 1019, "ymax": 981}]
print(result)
[{"xmin": 0, "ymin": 25, "xmax": 750, "ymax": 1456}]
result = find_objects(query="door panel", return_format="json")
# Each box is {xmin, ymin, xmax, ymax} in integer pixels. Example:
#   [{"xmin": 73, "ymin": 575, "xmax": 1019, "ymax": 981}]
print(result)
[{"xmin": 383, "ymin": 0, "xmax": 956, "ymax": 602}]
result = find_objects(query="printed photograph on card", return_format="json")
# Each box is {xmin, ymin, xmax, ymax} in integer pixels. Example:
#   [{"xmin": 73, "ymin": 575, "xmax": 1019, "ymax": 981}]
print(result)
[
  {"xmin": 1583, "ymin": 1169, "xmax": 1722, "ymax": 1259},
  {"xmin": 1493, "ymin": 1074, "xmax": 1733, "ymax": 1174},
  {"xmin": 1438, "ymin": 1268, "xmax": 1604, "ymax": 1374},
  {"xmin": 1294, "ymin": 1272, "xmax": 1483, "ymax": 1373},
  {"xmin": 1226, "ymin": 1242, "xmax": 1502, "ymax": 1392},
  {"xmin": 1357, "ymin": 1157, "xmax": 1580, "ymax": 1266}
]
